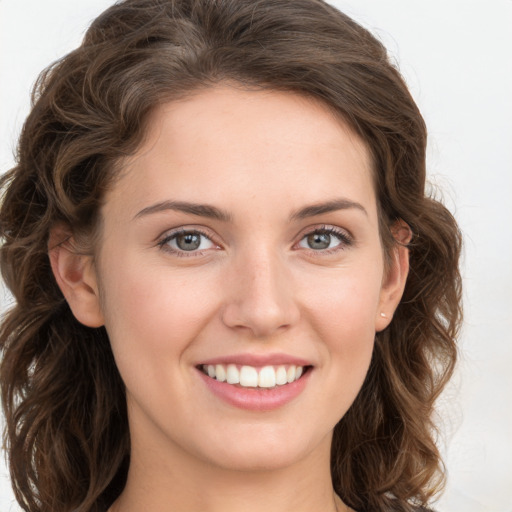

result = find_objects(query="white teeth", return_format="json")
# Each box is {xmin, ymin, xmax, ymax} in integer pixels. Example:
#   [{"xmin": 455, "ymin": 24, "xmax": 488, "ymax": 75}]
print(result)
[
  {"xmin": 258, "ymin": 366, "xmax": 276, "ymax": 388},
  {"xmin": 226, "ymin": 364, "xmax": 240, "ymax": 384},
  {"xmin": 202, "ymin": 363, "xmax": 306, "ymax": 388},
  {"xmin": 215, "ymin": 364, "xmax": 226, "ymax": 382},
  {"xmin": 276, "ymin": 365, "xmax": 287, "ymax": 385},
  {"xmin": 240, "ymin": 366, "xmax": 259, "ymax": 387}
]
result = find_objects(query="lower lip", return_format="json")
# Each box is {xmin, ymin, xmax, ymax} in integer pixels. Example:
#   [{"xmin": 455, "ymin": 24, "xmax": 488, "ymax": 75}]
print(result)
[{"xmin": 197, "ymin": 368, "xmax": 311, "ymax": 411}]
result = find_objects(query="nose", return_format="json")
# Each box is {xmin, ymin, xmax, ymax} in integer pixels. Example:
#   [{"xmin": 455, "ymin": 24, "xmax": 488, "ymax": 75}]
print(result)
[{"xmin": 221, "ymin": 248, "xmax": 300, "ymax": 338}]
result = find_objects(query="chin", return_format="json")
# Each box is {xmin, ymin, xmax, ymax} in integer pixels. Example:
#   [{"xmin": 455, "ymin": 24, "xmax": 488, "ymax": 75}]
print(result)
[
  {"xmin": 208, "ymin": 446, "xmax": 306, "ymax": 472},
  {"xmin": 193, "ymin": 424, "xmax": 331, "ymax": 473}
]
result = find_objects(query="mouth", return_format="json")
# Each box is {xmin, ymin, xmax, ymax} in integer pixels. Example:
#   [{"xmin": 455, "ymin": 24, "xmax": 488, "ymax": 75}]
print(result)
[{"xmin": 197, "ymin": 363, "xmax": 312, "ymax": 389}]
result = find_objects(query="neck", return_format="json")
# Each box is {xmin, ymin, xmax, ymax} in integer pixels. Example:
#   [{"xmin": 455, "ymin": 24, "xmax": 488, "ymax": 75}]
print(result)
[
  {"xmin": 111, "ymin": 467, "xmax": 347, "ymax": 512},
  {"xmin": 109, "ymin": 423, "xmax": 349, "ymax": 512}
]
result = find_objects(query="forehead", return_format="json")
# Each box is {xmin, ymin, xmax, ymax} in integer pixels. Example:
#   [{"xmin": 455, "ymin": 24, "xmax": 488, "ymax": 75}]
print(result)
[{"xmin": 106, "ymin": 85, "xmax": 376, "ymax": 221}]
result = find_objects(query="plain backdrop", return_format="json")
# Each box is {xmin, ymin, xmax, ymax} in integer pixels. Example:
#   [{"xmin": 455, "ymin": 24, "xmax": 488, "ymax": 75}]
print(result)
[{"xmin": 1, "ymin": 1, "xmax": 511, "ymax": 511}]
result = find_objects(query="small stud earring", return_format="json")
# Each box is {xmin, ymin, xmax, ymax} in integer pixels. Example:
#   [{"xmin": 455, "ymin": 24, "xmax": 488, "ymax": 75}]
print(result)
[{"xmin": 380, "ymin": 312, "xmax": 387, "ymax": 318}]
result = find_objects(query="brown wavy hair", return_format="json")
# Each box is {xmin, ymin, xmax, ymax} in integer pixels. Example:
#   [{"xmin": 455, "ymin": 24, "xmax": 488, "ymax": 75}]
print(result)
[{"xmin": 0, "ymin": 1, "xmax": 462, "ymax": 511}]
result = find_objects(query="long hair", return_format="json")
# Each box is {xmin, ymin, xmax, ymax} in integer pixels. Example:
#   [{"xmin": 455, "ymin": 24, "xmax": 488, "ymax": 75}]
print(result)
[{"xmin": 0, "ymin": 1, "xmax": 462, "ymax": 511}]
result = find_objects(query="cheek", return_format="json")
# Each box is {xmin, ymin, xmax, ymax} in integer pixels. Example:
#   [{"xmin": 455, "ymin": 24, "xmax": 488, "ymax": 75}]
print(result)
[
  {"xmin": 97, "ymin": 254, "xmax": 219, "ymax": 369},
  {"xmin": 319, "ymin": 284, "xmax": 378, "ymax": 367},
  {"xmin": 299, "ymin": 267, "xmax": 381, "ymax": 403},
  {"xmin": 302, "ymin": 264, "xmax": 383, "ymax": 339}
]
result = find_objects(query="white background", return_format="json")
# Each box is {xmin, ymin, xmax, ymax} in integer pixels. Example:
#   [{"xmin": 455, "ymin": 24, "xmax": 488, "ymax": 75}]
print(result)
[{"xmin": 1, "ymin": 1, "xmax": 511, "ymax": 511}]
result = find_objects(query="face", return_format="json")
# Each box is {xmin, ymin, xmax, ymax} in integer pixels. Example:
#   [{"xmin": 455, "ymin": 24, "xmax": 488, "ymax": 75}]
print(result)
[{"xmin": 63, "ymin": 85, "xmax": 405, "ymax": 473}]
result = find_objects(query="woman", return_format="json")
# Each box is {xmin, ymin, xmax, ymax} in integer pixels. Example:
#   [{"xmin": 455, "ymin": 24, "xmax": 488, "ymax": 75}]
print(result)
[{"xmin": 0, "ymin": 1, "xmax": 462, "ymax": 511}]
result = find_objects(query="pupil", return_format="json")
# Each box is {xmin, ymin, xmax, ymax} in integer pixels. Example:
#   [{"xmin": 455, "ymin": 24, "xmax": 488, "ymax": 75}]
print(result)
[
  {"xmin": 176, "ymin": 233, "xmax": 201, "ymax": 251},
  {"xmin": 307, "ymin": 232, "xmax": 330, "ymax": 250}
]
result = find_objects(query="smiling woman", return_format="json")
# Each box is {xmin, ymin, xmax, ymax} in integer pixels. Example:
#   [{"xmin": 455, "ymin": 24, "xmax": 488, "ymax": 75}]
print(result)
[{"xmin": 0, "ymin": 1, "xmax": 462, "ymax": 512}]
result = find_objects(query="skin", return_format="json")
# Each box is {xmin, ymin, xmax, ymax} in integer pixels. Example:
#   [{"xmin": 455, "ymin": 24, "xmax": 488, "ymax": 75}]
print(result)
[{"xmin": 50, "ymin": 84, "xmax": 409, "ymax": 512}]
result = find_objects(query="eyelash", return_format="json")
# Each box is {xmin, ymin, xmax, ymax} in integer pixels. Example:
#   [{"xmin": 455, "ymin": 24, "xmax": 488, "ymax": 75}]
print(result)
[
  {"xmin": 157, "ymin": 228, "xmax": 217, "ymax": 257},
  {"xmin": 299, "ymin": 226, "xmax": 354, "ymax": 255},
  {"xmin": 157, "ymin": 225, "xmax": 353, "ymax": 257}
]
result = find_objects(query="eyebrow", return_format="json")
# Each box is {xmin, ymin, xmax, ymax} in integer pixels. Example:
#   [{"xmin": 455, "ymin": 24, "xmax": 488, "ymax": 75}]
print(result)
[
  {"xmin": 289, "ymin": 198, "xmax": 368, "ymax": 220},
  {"xmin": 134, "ymin": 197, "xmax": 367, "ymax": 222},
  {"xmin": 134, "ymin": 200, "xmax": 232, "ymax": 222}
]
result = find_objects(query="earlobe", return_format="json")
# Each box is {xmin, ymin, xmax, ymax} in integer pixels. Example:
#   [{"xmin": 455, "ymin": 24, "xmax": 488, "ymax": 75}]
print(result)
[
  {"xmin": 48, "ymin": 225, "xmax": 104, "ymax": 328},
  {"xmin": 375, "ymin": 220, "xmax": 412, "ymax": 332}
]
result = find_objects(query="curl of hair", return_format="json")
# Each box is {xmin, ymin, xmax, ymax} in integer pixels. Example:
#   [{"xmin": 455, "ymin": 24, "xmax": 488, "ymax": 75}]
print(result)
[{"xmin": 0, "ymin": 1, "xmax": 462, "ymax": 511}]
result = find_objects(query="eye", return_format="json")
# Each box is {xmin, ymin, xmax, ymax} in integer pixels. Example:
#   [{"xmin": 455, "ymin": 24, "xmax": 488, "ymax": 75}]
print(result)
[
  {"xmin": 297, "ymin": 227, "xmax": 352, "ymax": 252},
  {"xmin": 159, "ymin": 229, "xmax": 216, "ymax": 254}
]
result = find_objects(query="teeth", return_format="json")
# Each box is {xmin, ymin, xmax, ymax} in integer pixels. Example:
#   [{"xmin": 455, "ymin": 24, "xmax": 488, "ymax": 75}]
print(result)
[
  {"xmin": 215, "ymin": 364, "xmax": 226, "ymax": 382},
  {"xmin": 276, "ymin": 365, "xmax": 287, "ymax": 385},
  {"xmin": 226, "ymin": 364, "xmax": 239, "ymax": 384},
  {"xmin": 258, "ymin": 366, "xmax": 276, "ymax": 388},
  {"xmin": 201, "ymin": 363, "xmax": 306, "ymax": 388},
  {"xmin": 240, "ymin": 366, "xmax": 259, "ymax": 387}
]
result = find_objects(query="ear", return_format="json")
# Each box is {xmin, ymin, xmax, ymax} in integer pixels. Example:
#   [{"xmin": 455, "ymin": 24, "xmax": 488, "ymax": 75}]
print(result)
[
  {"xmin": 48, "ymin": 224, "xmax": 104, "ymax": 328},
  {"xmin": 375, "ymin": 220, "xmax": 412, "ymax": 332}
]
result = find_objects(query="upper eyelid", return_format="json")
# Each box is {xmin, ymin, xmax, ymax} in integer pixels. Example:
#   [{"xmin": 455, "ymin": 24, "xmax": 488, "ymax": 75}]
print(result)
[
  {"xmin": 293, "ymin": 225, "xmax": 355, "ymax": 253},
  {"xmin": 157, "ymin": 228, "xmax": 219, "ymax": 257},
  {"xmin": 156, "ymin": 225, "xmax": 217, "ymax": 243},
  {"xmin": 156, "ymin": 223, "xmax": 353, "ymax": 249},
  {"xmin": 295, "ymin": 224, "xmax": 353, "ymax": 241}
]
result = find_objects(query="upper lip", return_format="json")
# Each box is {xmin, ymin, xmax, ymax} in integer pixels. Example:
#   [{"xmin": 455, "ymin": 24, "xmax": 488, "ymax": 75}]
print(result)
[{"xmin": 197, "ymin": 353, "xmax": 313, "ymax": 367}]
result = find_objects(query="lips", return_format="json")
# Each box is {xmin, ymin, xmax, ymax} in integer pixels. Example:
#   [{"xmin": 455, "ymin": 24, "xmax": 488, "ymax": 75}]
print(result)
[{"xmin": 196, "ymin": 354, "xmax": 313, "ymax": 411}]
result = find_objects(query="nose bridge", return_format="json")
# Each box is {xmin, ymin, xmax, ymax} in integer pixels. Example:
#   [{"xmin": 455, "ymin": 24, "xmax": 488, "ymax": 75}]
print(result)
[{"xmin": 221, "ymin": 243, "xmax": 299, "ymax": 337}]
